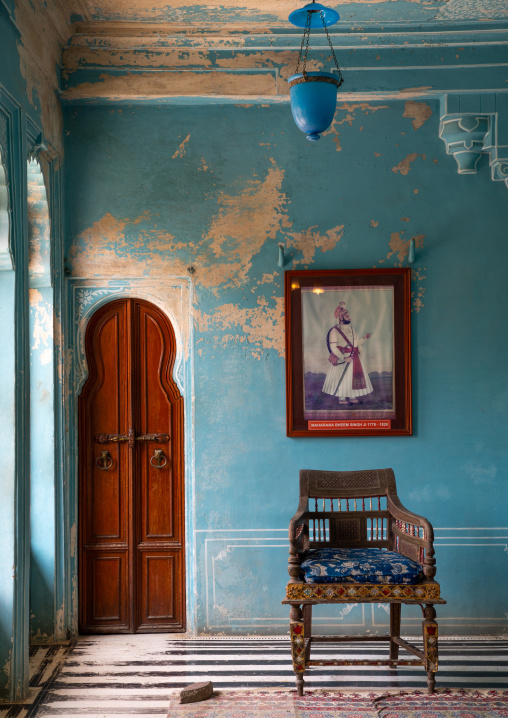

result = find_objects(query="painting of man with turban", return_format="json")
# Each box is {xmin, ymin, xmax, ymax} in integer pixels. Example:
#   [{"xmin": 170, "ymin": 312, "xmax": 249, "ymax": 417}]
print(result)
[
  {"xmin": 301, "ymin": 285, "xmax": 395, "ymax": 420},
  {"xmin": 322, "ymin": 301, "xmax": 373, "ymax": 404}
]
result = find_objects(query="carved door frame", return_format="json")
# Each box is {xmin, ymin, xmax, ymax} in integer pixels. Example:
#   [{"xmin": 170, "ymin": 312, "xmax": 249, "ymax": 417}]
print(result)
[{"xmin": 66, "ymin": 277, "xmax": 195, "ymax": 635}]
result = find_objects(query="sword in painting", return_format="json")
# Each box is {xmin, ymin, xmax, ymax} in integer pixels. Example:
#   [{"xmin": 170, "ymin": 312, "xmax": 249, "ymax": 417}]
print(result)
[{"xmin": 333, "ymin": 361, "xmax": 350, "ymax": 397}]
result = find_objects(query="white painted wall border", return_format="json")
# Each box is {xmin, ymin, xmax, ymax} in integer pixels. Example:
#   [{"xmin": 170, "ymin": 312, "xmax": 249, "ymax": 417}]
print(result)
[{"xmin": 198, "ymin": 528, "xmax": 508, "ymax": 632}]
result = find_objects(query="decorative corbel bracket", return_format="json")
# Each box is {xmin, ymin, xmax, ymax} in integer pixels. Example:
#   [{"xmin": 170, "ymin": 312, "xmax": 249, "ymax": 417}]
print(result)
[
  {"xmin": 439, "ymin": 93, "xmax": 508, "ymax": 190},
  {"xmin": 28, "ymin": 132, "xmax": 48, "ymax": 161}
]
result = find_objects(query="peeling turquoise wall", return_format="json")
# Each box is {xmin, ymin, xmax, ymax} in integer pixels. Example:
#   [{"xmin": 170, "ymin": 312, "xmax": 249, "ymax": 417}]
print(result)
[
  {"xmin": 0, "ymin": 1, "xmax": 63, "ymax": 699},
  {"xmin": 1, "ymin": 0, "xmax": 507, "ymax": 705},
  {"xmin": 63, "ymin": 99, "xmax": 508, "ymax": 636}
]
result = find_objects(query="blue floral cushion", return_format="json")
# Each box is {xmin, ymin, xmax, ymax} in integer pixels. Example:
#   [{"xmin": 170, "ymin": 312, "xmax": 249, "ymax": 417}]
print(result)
[{"xmin": 300, "ymin": 547, "xmax": 424, "ymax": 585}]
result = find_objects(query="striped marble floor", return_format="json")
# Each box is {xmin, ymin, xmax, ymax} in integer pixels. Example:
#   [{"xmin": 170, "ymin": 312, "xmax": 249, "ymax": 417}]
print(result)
[
  {"xmin": 3, "ymin": 636, "xmax": 508, "ymax": 718},
  {"xmin": 0, "ymin": 645, "xmax": 70, "ymax": 718}
]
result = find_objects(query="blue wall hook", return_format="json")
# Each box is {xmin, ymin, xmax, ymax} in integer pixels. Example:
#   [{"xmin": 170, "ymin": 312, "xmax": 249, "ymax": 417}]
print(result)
[
  {"xmin": 277, "ymin": 243, "xmax": 285, "ymax": 268},
  {"xmin": 408, "ymin": 237, "xmax": 416, "ymax": 263}
]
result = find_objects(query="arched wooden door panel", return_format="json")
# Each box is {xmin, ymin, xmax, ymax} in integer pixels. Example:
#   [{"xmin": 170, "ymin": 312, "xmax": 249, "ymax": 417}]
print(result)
[{"xmin": 79, "ymin": 299, "xmax": 185, "ymax": 633}]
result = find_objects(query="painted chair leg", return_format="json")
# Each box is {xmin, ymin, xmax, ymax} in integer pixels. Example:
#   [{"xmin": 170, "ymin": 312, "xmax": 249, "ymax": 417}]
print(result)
[
  {"xmin": 303, "ymin": 604, "xmax": 312, "ymax": 662},
  {"xmin": 290, "ymin": 605, "xmax": 306, "ymax": 695},
  {"xmin": 427, "ymin": 670, "xmax": 436, "ymax": 694},
  {"xmin": 389, "ymin": 602, "xmax": 401, "ymax": 666},
  {"xmin": 423, "ymin": 604, "xmax": 438, "ymax": 694}
]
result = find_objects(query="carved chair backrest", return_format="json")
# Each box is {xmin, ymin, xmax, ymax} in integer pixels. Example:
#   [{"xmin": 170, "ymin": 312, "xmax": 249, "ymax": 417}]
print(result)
[
  {"xmin": 299, "ymin": 469, "xmax": 394, "ymax": 551},
  {"xmin": 296, "ymin": 468, "xmax": 432, "ymax": 572}
]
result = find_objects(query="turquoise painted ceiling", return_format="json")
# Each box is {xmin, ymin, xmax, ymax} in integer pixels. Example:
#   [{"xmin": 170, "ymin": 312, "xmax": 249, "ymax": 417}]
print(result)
[{"xmin": 72, "ymin": 0, "xmax": 508, "ymax": 25}]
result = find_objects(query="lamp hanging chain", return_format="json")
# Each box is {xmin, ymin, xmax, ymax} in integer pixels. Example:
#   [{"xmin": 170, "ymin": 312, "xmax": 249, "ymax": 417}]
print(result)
[
  {"xmin": 322, "ymin": 12, "xmax": 343, "ymax": 86},
  {"xmin": 295, "ymin": 9, "xmax": 312, "ymax": 78}
]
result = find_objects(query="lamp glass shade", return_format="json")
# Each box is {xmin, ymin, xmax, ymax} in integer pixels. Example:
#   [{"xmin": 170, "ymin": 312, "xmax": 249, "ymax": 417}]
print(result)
[{"xmin": 288, "ymin": 72, "xmax": 339, "ymax": 141}]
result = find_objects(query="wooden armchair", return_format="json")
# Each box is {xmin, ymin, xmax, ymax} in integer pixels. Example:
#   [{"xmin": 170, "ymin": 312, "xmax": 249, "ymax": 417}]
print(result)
[{"xmin": 282, "ymin": 469, "xmax": 445, "ymax": 695}]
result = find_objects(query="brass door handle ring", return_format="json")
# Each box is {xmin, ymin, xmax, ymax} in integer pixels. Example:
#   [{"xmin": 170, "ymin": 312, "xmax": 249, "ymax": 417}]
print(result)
[
  {"xmin": 96, "ymin": 450, "xmax": 113, "ymax": 470},
  {"xmin": 150, "ymin": 449, "xmax": 167, "ymax": 469}
]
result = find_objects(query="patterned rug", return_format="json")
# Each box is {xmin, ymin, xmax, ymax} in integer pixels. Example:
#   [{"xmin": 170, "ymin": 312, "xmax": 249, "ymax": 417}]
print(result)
[
  {"xmin": 167, "ymin": 689, "xmax": 508, "ymax": 718},
  {"xmin": 375, "ymin": 689, "xmax": 508, "ymax": 717},
  {"xmin": 168, "ymin": 691, "xmax": 378, "ymax": 717}
]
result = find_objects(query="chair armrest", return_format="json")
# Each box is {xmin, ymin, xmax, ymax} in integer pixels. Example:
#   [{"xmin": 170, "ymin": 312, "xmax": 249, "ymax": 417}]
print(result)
[
  {"xmin": 387, "ymin": 495, "xmax": 434, "ymax": 538},
  {"xmin": 288, "ymin": 498, "xmax": 308, "ymax": 583},
  {"xmin": 387, "ymin": 495, "xmax": 436, "ymax": 579}
]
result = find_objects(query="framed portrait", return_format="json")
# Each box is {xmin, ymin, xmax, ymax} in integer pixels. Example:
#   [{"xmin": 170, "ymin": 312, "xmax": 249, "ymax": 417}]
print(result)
[{"xmin": 285, "ymin": 268, "xmax": 412, "ymax": 437}]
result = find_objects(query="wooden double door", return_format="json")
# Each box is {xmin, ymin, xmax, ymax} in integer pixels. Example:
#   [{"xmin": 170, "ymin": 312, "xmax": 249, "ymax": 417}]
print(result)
[{"xmin": 79, "ymin": 299, "xmax": 185, "ymax": 633}]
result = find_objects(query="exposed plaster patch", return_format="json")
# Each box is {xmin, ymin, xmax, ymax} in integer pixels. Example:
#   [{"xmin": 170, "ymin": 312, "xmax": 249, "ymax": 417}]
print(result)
[
  {"xmin": 437, "ymin": 0, "xmax": 508, "ymax": 20},
  {"xmin": 63, "ymin": 47, "xmax": 214, "ymax": 71},
  {"xmin": 216, "ymin": 50, "xmax": 295, "ymax": 71},
  {"xmin": 403, "ymin": 100, "xmax": 433, "ymax": 130},
  {"xmin": 203, "ymin": 160, "xmax": 291, "ymax": 285},
  {"xmin": 391, "ymin": 153, "xmax": 425, "ymax": 175},
  {"xmin": 332, "ymin": 134, "xmax": 342, "ymax": 152},
  {"xmin": 199, "ymin": 157, "xmax": 209, "ymax": 171},
  {"xmin": 370, "ymin": 220, "xmax": 379, "ymax": 228},
  {"xmin": 323, "ymin": 103, "xmax": 388, "ymax": 149},
  {"xmin": 399, "ymin": 87, "xmax": 433, "ymax": 94},
  {"xmin": 388, "ymin": 232, "xmax": 424, "ymax": 263},
  {"xmin": 62, "ymin": 70, "xmax": 278, "ymax": 100},
  {"xmin": 194, "ymin": 295, "xmax": 284, "ymax": 357},
  {"xmin": 70, "ymin": 166, "xmax": 289, "ymax": 292},
  {"xmin": 279, "ymin": 57, "xmax": 324, "ymax": 83},
  {"xmin": 30, "ymin": 629, "xmax": 51, "ymax": 644},
  {"xmin": 258, "ymin": 272, "xmax": 278, "ymax": 285},
  {"xmin": 411, "ymin": 267, "xmax": 426, "ymax": 313},
  {"xmin": 69, "ymin": 212, "xmax": 128, "ymax": 271},
  {"xmin": 15, "ymin": 0, "xmax": 67, "ymax": 150},
  {"xmin": 72, "ymin": 0, "xmax": 458, "ymax": 24},
  {"xmin": 29, "ymin": 288, "xmax": 53, "ymax": 352},
  {"xmin": 287, "ymin": 224, "xmax": 344, "ymax": 266},
  {"xmin": 142, "ymin": 230, "xmax": 186, "ymax": 252},
  {"xmin": 28, "ymin": 221, "xmax": 46, "ymax": 278},
  {"xmin": 172, "ymin": 133, "xmax": 190, "ymax": 158},
  {"xmin": 67, "ymin": 211, "xmax": 190, "ymax": 277},
  {"xmin": 329, "ymin": 102, "xmax": 388, "ymax": 128}
]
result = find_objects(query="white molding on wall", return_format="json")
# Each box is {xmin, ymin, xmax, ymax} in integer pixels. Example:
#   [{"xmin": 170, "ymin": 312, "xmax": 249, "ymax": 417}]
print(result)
[{"xmin": 199, "ymin": 527, "xmax": 508, "ymax": 631}]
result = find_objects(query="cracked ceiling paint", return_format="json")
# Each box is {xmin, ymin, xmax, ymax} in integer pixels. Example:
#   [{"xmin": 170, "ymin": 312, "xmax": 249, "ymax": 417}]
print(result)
[{"xmin": 70, "ymin": 0, "xmax": 508, "ymax": 24}]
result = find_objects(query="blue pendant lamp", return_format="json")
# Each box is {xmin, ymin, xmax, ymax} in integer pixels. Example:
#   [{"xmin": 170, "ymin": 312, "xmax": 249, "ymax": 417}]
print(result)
[{"xmin": 288, "ymin": 1, "xmax": 344, "ymax": 141}]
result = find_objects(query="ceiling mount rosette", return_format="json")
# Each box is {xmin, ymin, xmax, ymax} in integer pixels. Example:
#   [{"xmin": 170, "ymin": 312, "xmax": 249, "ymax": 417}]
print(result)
[{"xmin": 288, "ymin": 2, "xmax": 340, "ymax": 28}]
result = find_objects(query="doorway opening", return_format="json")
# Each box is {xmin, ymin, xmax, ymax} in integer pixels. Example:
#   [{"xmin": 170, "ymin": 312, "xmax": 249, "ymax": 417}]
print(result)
[
  {"xmin": 27, "ymin": 157, "xmax": 55, "ymax": 642},
  {"xmin": 78, "ymin": 298, "xmax": 185, "ymax": 633}
]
